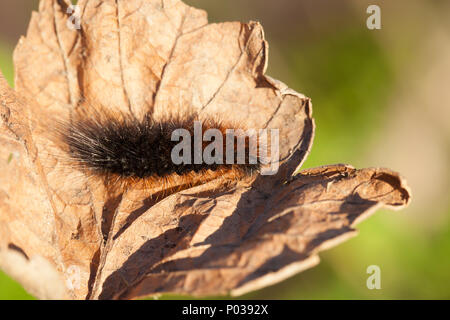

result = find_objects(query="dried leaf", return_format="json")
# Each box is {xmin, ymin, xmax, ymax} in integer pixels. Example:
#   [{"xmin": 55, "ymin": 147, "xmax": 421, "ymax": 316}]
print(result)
[{"xmin": 0, "ymin": 0, "xmax": 410, "ymax": 300}]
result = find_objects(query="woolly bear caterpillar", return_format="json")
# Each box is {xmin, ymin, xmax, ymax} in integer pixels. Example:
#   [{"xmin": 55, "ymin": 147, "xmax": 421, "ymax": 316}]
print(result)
[{"xmin": 50, "ymin": 104, "xmax": 263, "ymax": 195}]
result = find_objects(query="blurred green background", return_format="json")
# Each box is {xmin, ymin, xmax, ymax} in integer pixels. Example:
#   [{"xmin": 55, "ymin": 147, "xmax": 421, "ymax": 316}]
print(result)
[{"xmin": 1, "ymin": 0, "xmax": 449, "ymax": 299}]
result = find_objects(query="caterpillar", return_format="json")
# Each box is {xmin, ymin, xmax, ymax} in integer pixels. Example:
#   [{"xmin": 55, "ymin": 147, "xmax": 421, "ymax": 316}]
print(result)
[{"xmin": 52, "ymin": 105, "xmax": 264, "ymax": 195}]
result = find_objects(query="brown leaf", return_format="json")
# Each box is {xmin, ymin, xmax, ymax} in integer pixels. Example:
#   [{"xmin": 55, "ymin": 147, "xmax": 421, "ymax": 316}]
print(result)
[{"xmin": 0, "ymin": 0, "xmax": 410, "ymax": 300}]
